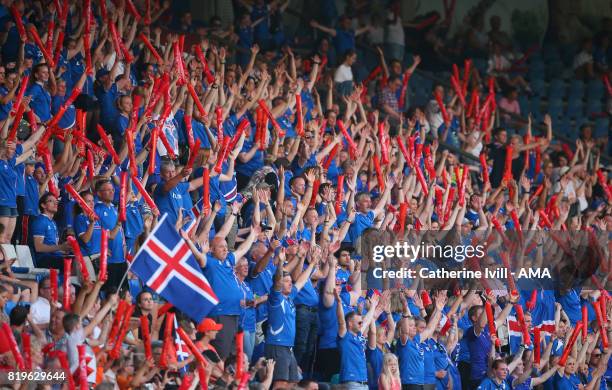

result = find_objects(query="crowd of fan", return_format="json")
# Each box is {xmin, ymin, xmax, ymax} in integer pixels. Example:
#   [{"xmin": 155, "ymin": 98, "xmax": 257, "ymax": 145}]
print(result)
[{"xmin": 0, "ymin": 0, "xmax": 609, "ymax": 389}]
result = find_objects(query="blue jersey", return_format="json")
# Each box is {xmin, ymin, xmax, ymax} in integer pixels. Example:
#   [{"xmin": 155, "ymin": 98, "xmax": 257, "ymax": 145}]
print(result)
[
  {"xmin": 397, "ymin": 334, "xmax": 425, "ymax": 385},
  {"xmin": 247, "ymin": 260, "xmax": 276, "ymax": 321},
  {"xmin": 477, "ymin": 377, "xmax": 510, "ymax": 390},
  {"xmin": 94, "ymin": 202, "xmax": 125, "ymax": 263},
  {"xmin": 51, "ymin": 94, "xmax": 76, "ymax": 129},
  {"xmin": 73, "ymin": 214, "xmax": 101, "ymax": 256},
  {"xmin": 31, "ymin": 214, "xmax": 61, "ymax": 259},
  {"xmin": 0, "ymin": 86, "xmax": 13, "ymax": 121},
  {"xmin": 318, "ymin": 299, "xmax": 339, "ymax": 348},
  {"xmin": 27, "ymin": 82, "xmax": 52, "ymax": 122},
  {"xmin": 348, "ymin": 210, "xmax": 375, "ymax": 243},
  {"xmin": 465, "ymin": 327, "xmax": 492, "ymax": 381},
  {"xmin": 236, "ymin": 138, "xmax": 264, "ymax": 177},
  {"xmin": 239, "ymin": 279, "xmax": 256, "ymax": 332},
  {"xmin": 294, "ymin": 266, "xmax": 318, "ymax": 306},
  {"xmin": 97, "ymin": 83, "xmax": 120, "ymax": 130},
  {"xmin": 124, "ymin": 201, "xmax": 144, "ymax": 239},
  {"xmin": 154, "ymin": 181, "xmax": 189, "ymax": 227},
  {"xmin": 23, "ymin": 174, "xmax": 39, "ymax": 216},
  {"xmin": 366, "ymin": 346, "xmax": 384, "ymax": 389},
  {"xmin": 202, "ymin": 252, "xmax": 243, "ymax": 316},
  {"xmin": 0, "ymin": 155, "xmax": 17, "ymax": 207},
  {"xmin": 266, "ymin": 286, "xmax": 298, "ymax": 347},
  {"xmin": 338, "ymin": 331, "xmax": 368, "ymax": 382}
]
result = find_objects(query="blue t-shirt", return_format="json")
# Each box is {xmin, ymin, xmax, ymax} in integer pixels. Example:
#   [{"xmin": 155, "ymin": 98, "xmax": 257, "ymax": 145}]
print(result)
[
  {"xmin": 339, "ymin": 331, "xmax": 368, "ymax": 382},
  {"xmin": 24, "ymin": 174, "xmax": 39, "ymax": 216},
  {"xmin": 0, "ymin": 86, "xmax": 13, "ymax": 121},
  {"xmin": 397, "ymin": 334, "xmax": 425, "ymax": 385},
  {"xmin": 477, "ymin": 377, "xmax": 510, "ymax": 390},
  {"xmin": 51, "ymin": 94, "xmax": 76, "ymax": 129},
  {"xmin": 98, "ymin": 83, "xmax": 120, "ymax": 130},
  {"xmin": 423, "ymin": 338, "xmax": 437, "ymax": 384},
  {"xmin": 266, "ymin": 286, "xmax": 298, "ymax": 347},
  {"xmin": 247, "ymin": 259, "xmax": 276, "ymax": 321},
  {"xmin": 73, "ymin": 214, "xmax": 101, "ymax": 256},
  {"xmin": 557, "ymin": 288, "xmax": 582, "ymax": 325},
  {"xmin": 236, "ymin": 138, "xmax": 264, "ymax": 177},
  {"xmin": 94, "ymin": 202, "xmax": 125, "ymax": 263},
  {"xmin": 334, "ymin": 28, "xmax": 356, "ymax": 56},
  {"xmin": 31, "ymin": 214, "xmax": 62, "ymax": 260},
  {"xmin": 366, "ymin": 346, "xmax": 384, "ymax": 389},
  {"xmin": 202, "ymin": 252, "xmax": 243, "ymax": 316},
  {"xmin": 239, "ymin": 279, "xmax": 256, "ymax": 332},
  {"xmin": 318, "ymin": 299, "xmax": 339, "ymax": 349},
  {"xmin": 348, "ymin": 210, "xmax": 375, "ymax": 243},
  {"xmin": 0, "ymin": 155, "xmax": 18, "ymax": 207},
  {"xmin": 294, "ymin": 266, "xmax": 318, "ymax": 307},
  {"xmin": 124, "ymin": 201, "xmax": 144, "ymax": 239},
  {"xmin": 27, "ymin": 82, "xmax": 52, "ymax": 122},
  {"xmin": 465, "ymin": 327, "xmax": 491, "ymax": 381},
  {"xmin": 154, "ymin": 181, "xmax": 189, "ymax": 227},
  {"xmin": 554, "ymin": 373, "xmax": 579, "ymax": 390}
]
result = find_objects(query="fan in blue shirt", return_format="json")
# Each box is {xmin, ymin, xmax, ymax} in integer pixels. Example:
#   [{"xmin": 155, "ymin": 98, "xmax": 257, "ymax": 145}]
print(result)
[
  {"xmin": 72, "ymin": 192, "xmax": 101, "ymax": 257},
  {"xmin": 153, "ymin": 161, "xmax": 204, "ymax": 227},
  {"xmin": 31, "ymin": 193, "xmax": 70, "ymax": 270},
  {"xmin": 26, "ymin": 64, "xmax": 54, "ymax": 123},
  {"xmin": 397, "ymin": 292, "xmax": 445, "ymax": 386},
  {"xmin": 262, "ymin": 247, "xmax": 319, "ymax": 385},
  {"xmin": 477, "ymin": 360, "xmax": 510, "ymax": 390}
]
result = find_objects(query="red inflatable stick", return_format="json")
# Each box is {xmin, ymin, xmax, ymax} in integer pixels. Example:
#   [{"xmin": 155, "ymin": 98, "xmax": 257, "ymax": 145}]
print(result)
[
  {"xmin": 7, "ymin": 102, "xmax": 25, "ymax": 142},
  {"xmin": 337, "ymin": 119, "xmax": 357, "ymax": 158},
  {"xmin": 119, "ymin": 172, "xmax": 128, "ymax": 222},
  {"xmin": 450, "ymin": 75, "xmax": 466, "ymax": 107},
  {"xmin": 125, "ymin": 0, "xmax": 141, "ymax": 20},
  {"xmin": 140, "ymin": 315, "xmax": 153, "ymax": 360},
  {"xmin": 213, "ymin": 137, "xmax": 230, "ymax": 174},
  {"xmin": 484, "ymin": 301, "xmax": 500, "ymax": 347},
  {"xmin": 22, "ymin": 332, "xmax": 32, "ymax": 370},
  {"xmin": 96, "ymin": 124, "xmax": 121, "ymax": 164},
  {"xmin": 65, "ymin": 184, "xmax": 98, "ymax": 220},
  {"xmin": 503, "ymin": 146, "xmax": 514, "ymax": 182},
  {"xmin": 176, "ymin": 327, "xmax": 207, "ymax": 366},
  {"xmin": 187, "ymin": 83, "xmax": 207, "ymax": 118},
  {"xmin": 258, "ymin": 99, "xmax": 284, "ymax": 137},
  {"xmin": 235, "ymin": 331, "xmax": 244, "ymax": 377},
  {"xmin": 202, "ymin": 168, "xmax": 211, "ymax": 216},
  {"xmin": 396, "ymin": 136, "xmax": 412, "ymax": 166},
  {"xmin": 1, "ymin": 322, "xmax": 24, "ymax": 369},
  {"xmin": 559, "ymin": 321, "xmax": 583, "ymax": 366},
  {"xmin": 50, "ymin": 268, "xmax": 58, "ymax": 302},
  {"xmin": 67, "ymin": 236, "xmax": 90, "ymax": 282},
  {"xmin": 582, "ymin": 304, "xmax": 588, "ymax": 341},
  {"xmin": 398, "ymin": 202, "xmax": 408, "ymax": 236},
  {"xmin": 335, "ymin": 175, "xmax": 344, "ymax": 215},
  {"xmin": 295, "ymin": 93, "xmax": 304, "ymax": 137},
  {"xmin": 398, "ymin": 70, "xmax": 412, "ymax": 109},
  {"xmin": 99, "ymin": 229, "xmax": 108, "ymax": 282},
  {"xmin": 415, "ymin": 164, "xmax": 429, "ymax": 197},
  {"xmin": 514, "ymin": 304, "xmax": 531, "ymax": 346},
  {"xmin": 379, "ymin": 122, "xmax": 389, "ymax": 165},
  {"xmin": 434, "ymin": 91, "xmax": 450, "ymax": 124},
  {"xmin": 109, "ymin": 304, "xmax": 135, "ymax": 359},
  {"xmin": 533, "ymin": 327, "xmax": 541, "ymax": 364},
  {"xmin": 597, "ymin": 170, "xmax": 612, "ymax": 201},
  {"xmin": 593, "ymin": 300, "xmax": 609, "ymax": 348},
  {"xmin": 10, "ymin": 5, "xmax": 26, "ymax": 42},
  {"xmin": 148, "ymin": 127, "xmax": 158, "ymax": 174},
  {"xmin": 139, "ymin": 33, "xmax": 163, "ymax": 64},
  {"xmin": 77, "ymin": 344, "xmax": 88, "ymax": 389},
  {"xmin": 12, "ymin": 75, "xmax": 29, "ymax": 115},
  {"xmin": 28, "ymin": 25, "xmax": 54, "ymax": 67},
  {"xmin": 186, "ymin": 139, "xmax": 201, "ymax": 170},
  {"xmin": 479, "ymin": 152, "xmax": 489, "ymax": 185},
  {"xmin": 373, "ymin": 155, "xmax": 384, "ymax": 191},
  {"xmin": 131, "ymin": 175, "xmax": 159, "ymax": 216},
  {"xmin": 63, "ymin": 258, "xmax": 72, "ymax": 311},
  {"xmin": 108, "ymin": 301, "xmax": 128, "ymax": 351}
]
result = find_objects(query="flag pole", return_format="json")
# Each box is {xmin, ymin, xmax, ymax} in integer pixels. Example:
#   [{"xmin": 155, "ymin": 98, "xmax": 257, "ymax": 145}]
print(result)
[{"xmin": 117, "ymin": 213, "xmax": 168, "ymax": 291}]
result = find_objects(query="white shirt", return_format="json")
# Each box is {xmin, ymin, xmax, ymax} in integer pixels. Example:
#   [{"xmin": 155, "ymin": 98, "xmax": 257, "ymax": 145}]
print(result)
[
  {"xmin": 334, "ymin": 64, "xmax": 354, "ymax": 83},
  {"xmin": 30, "ymin": 297, "xmax": 51, "ymax": 325},
  {"xmin": 386, "ymin": 12, "xmax": 405, "ymax": 45}
]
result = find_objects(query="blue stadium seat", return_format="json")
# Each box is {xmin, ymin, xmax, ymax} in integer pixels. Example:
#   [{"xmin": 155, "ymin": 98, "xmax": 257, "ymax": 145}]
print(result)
[
  {"xmin": 518, "ymin": 95, "xmax": 529, "ymax": 114},
  {"xmin": 530, "ymin": 79, "xmax": 546, "ymax": 96},
  {"xmin": 565, "ymin": 97, "xmax": 584, "ymax": 119},
  {"xmin": 594, "ymin": 117, "xmax": 610, "ymax": 138},
  {"xmin": 546, "ymin": 62, "xmax": 565, "ymax": 80},
  {"xmin": 548, "ymin": 79, "xmax": 565, "ymax": 100},
  {"xmin": 586, "ymin": 99, "xmax": 603, "ymax": 116},
  {"xmin": 587, "ymin": 80, "xmax": 604, "ymax": 100},
  {"xmin": 529, "ymin": 96, "xmax": 542, "ymax": 119},
  {"xmin": 568, "ymin": 79, "xmax": 585, "ymax": 99},
  {"xmin": 547, "ymin": 98, "xmax": 564, "ymax": 119},
  {"xmin": 542, "ymin": 46, "xmax": 560, "ymax": 62}
]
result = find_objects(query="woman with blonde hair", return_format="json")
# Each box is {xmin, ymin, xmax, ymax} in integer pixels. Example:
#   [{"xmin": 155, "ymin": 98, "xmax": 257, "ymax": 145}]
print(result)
[{"xmin": 379, "ymin": 353, "xmax": 401, "ymax": 390}]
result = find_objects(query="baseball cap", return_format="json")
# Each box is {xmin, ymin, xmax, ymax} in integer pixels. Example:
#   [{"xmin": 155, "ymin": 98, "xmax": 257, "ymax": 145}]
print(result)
[{"xmin": 197, "ymin": 318, "xmax": 223, "ymax": 332}]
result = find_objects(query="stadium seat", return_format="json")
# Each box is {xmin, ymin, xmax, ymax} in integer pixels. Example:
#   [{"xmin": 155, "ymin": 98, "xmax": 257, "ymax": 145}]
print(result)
[
  {"xmin": 547, "ymin": 79, "xmax": 565, "ymax": 100},
  {"xmin": 568, "ymin": 79, "xmax": 585, "ymax": 100},
  {"xmin": 587, "ymin": 80, "xmax": 604, "ymax": 100},
  {"xmin": 586, "ymin": 99, "xmax": 604, "ymax": 116},
  {"xmin": 594, "ymin": 117, "xmax": 610, "ymax": 138},
  {"xmin": 546, "ymin": 62, "xmax": 565, "ymax": 80},
  {"xmin": 530, "ymin": 79, "xmax": 546, "ymax": 96},
  {"xmin": 547, "ymin": 99, "xmax": 563, "ymax": 119},
  {"xmin": 12, "ymin": 245, "xmax": 49, "ymax": 280},
  {"xmin": 565, "ymin": 97, "xmax": 584, "ymax": 119}
]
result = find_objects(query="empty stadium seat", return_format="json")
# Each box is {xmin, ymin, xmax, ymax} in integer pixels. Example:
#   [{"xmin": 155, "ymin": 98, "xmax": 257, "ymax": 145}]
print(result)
[
  {"xmin": 587, "ymin": 80, "xmax": 604, "ymax": 100},
  {"xmin": 568, "ymin": 79, "xmax": 585, "ymax": 99}
]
